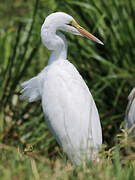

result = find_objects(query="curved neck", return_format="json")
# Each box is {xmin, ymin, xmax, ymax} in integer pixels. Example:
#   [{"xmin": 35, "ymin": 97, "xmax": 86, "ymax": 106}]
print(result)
[
  {"xmin": 41, "ymin": 25, "xmax": 68, "ymax": 65},
  {"xmin": 48, "ymin": 45, "xmax": 67, "ymax": 65}
]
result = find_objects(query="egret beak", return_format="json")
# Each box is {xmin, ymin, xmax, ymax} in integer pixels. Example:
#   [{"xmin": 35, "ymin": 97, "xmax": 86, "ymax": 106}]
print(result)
[{"xmin": 72, "ymin": 21, "xmax": 104, "ymax": 45}]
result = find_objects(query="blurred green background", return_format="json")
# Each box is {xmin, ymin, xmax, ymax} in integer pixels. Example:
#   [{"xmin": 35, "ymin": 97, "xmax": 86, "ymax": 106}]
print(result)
[{"xmin": 0, "ymin": 0, "xmax": 135, "ymax": 179}]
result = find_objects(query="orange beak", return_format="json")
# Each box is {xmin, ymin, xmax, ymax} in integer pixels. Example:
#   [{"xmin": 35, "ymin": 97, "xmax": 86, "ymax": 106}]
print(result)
[{"xmin": 72, "ymin": 21, "xmax": 104, "ymax": 45}]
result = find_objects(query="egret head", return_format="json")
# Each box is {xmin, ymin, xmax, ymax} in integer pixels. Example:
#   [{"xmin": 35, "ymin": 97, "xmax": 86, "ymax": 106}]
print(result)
[{"xmin": 42, "ymin": 12, "xmax": 104, "ymax": 45}]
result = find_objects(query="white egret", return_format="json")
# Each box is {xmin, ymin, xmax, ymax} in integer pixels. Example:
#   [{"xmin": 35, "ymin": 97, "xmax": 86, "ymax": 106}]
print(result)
[
  {"xmin": 21, "ymin": 12, "xmax": 103, "ymax": 165},
  {"xmin": 125, "ymin": 88, "xmax": 135, "ymax": 136}
]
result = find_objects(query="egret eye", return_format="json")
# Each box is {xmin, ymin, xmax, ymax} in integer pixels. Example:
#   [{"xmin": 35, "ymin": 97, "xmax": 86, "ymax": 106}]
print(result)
[
  {"xmin": 67, "ymin": 23, "xmax": 72, "ymax": 26},
  {"xmin": 67, "ymin": 23, "xmax": 71, "ymax": 26},
  {"xmin": 66, "ymin": 21, "xmax": 74, "ymax": 26}
]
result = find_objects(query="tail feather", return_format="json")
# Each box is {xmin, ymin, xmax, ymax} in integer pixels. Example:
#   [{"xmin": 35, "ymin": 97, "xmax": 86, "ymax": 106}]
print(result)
[{"xmin": 20, "ymin": 76, "xmax": 41, "ymax": 102}]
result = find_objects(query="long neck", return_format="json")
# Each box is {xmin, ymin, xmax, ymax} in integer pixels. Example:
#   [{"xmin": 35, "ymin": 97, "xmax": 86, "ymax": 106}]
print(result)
[
  {"xmin": 41, "ymin": 25, "xmax": 68, "ymax": 65},
  {"xmin": 48, "ymin": 32, "xmax": 68, "ymax": 65}
]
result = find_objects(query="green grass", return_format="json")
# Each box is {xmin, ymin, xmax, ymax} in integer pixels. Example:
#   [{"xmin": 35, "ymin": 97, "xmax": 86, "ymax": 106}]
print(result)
[
  {"xmin": 0, "ymin": 0, "xmax": 135, "ymax": 179},
  {"xmin": 0, "ymin": 133, "xmax": 135, "ymax": 180}
]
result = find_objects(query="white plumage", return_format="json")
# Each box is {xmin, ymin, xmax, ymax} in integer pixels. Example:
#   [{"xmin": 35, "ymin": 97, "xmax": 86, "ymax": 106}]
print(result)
[
  {"xmin": 21, "ymin": 12, "xmax": 103, "ymax": 165},
  {"xmin": 125, "ymin": 87, "xmax": 135, "ymax": 136}
]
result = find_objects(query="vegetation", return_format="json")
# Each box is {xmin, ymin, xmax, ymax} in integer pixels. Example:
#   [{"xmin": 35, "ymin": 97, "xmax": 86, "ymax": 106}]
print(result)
[{"xmin": 0, "ymin": 0, "xmax": 135, "ymax": 179}]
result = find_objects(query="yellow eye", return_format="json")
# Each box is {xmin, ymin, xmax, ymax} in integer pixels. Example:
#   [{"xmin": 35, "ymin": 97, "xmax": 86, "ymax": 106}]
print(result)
[{"xmin": 67, "ymin": 21, "xmax": 73, "ymax": 26}]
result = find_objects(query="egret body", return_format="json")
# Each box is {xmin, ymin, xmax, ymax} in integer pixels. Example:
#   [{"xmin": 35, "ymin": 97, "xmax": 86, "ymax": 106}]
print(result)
[
  {"xmin": 21, "ymin": 12, "xmax": 103, "ymax": 165},
  {"xmin": 125, "ymin": 88, "xmax": 135, "ymax": 136}
]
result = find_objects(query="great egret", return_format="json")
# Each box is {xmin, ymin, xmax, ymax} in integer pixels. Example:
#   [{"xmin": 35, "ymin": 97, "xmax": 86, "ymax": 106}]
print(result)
[
  {"xmin": 21, "ymin": 12, "xmax": 103, "ymax": 165},
  {"xmin": 125, "ymin": 88, "xmax": 135, "ymax": 136}
]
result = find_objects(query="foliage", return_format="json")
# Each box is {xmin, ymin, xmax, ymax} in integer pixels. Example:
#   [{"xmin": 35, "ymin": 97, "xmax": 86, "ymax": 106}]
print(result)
[
  {"xmin": 0, "ymin": 0, "xmax": 135, "ymax": 179},
  {"xmin": 0, "ymin": 132, "xmax": 135, "ymax": 180}
]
